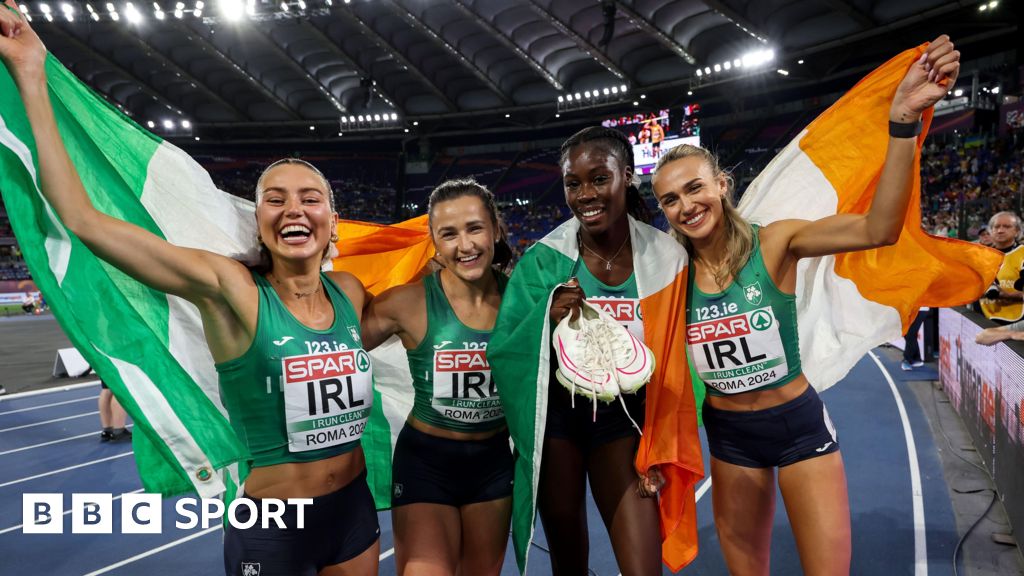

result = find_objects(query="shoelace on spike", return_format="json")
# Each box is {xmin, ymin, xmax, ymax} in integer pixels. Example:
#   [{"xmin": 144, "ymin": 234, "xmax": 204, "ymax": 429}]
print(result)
[{"xmin": 567, "ymin": 315, "xmax": 643, "ymax": 435}]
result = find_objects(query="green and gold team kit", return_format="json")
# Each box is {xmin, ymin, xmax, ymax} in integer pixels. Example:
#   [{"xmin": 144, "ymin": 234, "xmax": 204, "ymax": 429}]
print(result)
[
  {"xmin": 217, "ymin": 272, "xmax": 373, "ymax": 467},
  {"xmin": 686, "ymin": 226, "xmax": 803, "ymax": 397},
  {"xmin": 405, "ymin": 271, "xmax": 508, "ymax": 432}
]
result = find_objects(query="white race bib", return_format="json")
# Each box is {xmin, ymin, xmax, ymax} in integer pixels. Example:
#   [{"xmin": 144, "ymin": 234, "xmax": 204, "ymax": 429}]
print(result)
[
  {"xmin": 687, "ymin": 306, "xmax": 788, "ymax": 394},
  {"xmin": 282, "ymin": 349, "xmax": 373, "ymax": 451},
  {"xmin": 431, "ymin": 349, "xmax": 503, "ymax": 424}
]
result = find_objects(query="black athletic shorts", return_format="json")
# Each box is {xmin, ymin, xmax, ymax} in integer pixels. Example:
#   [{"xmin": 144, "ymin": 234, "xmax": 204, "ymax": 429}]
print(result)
[
  {"xmin": 223, "ymin": 471, "xmax": 379, "ymax": 576},
  {"xmin": 544, "ymin": 377, "xmax": 646, "ymax": 450},
  {"xmin": 703, "ymin": 384, "xmax": 839, "ymax": 468},
  {"xmin": 391, "ymin": 423, "xmax": 513, "ymax": 507}
]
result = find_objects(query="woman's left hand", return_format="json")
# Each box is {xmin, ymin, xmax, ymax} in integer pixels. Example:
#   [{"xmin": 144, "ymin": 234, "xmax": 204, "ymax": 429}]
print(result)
[
  {"xmin": 890, "ymin": 35, "xmax": 960, "ymax": 123},
  {"xmin": 637, "ymin": 466, "xmax": 665, "ymax": 498}
]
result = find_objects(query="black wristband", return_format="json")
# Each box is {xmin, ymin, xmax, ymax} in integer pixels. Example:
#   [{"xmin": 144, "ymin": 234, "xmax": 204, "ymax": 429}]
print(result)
[{"xmin": 889, "ymin": 120, "xmax": 922, "ymax": 139}]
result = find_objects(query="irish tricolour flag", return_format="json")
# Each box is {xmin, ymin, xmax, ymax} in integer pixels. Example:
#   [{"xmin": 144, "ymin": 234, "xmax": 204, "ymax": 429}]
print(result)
[
  {"xmin": 739, "ymin": 45, "xmax": 1000, "ymax": 390},
  {"xmin": 0, "ymin": 55, "xmax": 433, "ymax": 500},
  {"xmin": 489, "ymin": 217, "xmax": 705, "ymax": 572}
]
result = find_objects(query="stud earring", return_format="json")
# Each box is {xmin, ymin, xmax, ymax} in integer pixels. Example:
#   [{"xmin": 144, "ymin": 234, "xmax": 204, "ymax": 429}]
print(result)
[{"xmin": 330, "ymin": 232, "xmax": 339, "ymax": 243}]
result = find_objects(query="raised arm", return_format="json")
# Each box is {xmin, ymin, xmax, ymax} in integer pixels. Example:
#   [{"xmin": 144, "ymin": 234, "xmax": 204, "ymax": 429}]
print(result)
[
  {"xmin": 360, "ymin": 283, "xmax": 426, "ymax": 351},
  {"xmin": 0, "ymin": 2, "xmax": 241, "ymax": 302},
  {"xmin": 787, "ymin": 35, "xmax": 960, "ymax": 259}
]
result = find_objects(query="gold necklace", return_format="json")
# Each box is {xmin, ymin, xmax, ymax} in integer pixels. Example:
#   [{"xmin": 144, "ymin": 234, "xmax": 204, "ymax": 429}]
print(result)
[
  {"xmin": 269, "ymin": 273, "xmax": 322, "ymax": 300},
  {"xmin": 579, "ymin": 232, "xmax": 630, "ymax": 271}
]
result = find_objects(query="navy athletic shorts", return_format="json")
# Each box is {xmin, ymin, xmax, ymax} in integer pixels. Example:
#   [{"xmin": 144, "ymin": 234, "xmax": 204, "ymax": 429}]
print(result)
[
  {"xmin": 391, "ymin": 423, "xmax": 513, "ymax": 507},
  {"xmin": 544, "ymin": 378, "xmax": 646, "ymax": 450},
  {"xmin": 703, "ymin": 384, "xmax": 839, "ymax": 468},
  {"xmin": 223, "ymin": 470, "xmax": 379, "ymax": 576}
]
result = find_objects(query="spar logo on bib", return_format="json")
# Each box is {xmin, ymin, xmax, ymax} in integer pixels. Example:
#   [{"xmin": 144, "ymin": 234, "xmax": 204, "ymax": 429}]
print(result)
[
  {"xmin": 432, "ymin": 349, "xmax": 503, "ymax": 423},
  {"xmin": 282, "ymin": 349, "xmax": 373, "ymax": 451},
  {"xmin": 687, "ymin": 306, "xmax": 788, "ymax": 394},
  {"xmin": 588, "ymin": 297, "xmax": 644, "ymax": 340}
]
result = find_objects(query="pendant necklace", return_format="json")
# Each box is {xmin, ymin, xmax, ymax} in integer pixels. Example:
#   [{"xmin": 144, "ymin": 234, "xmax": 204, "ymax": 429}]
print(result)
[{"xmin": 579, "ymin": 232, "xmax": 630, "ymax": 271}]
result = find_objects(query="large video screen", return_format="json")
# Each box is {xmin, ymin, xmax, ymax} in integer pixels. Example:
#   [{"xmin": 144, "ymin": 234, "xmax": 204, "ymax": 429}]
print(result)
[{"xmin": 600, "ymin": 104, "xmax": 700, "ymax": 174}]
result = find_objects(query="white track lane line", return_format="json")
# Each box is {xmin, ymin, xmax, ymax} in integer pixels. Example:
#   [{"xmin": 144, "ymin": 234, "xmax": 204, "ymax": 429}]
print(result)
[
  {"xmin": 0, "ymin": 488, "xmax": 145, "ymax": 535},
  {"xmin": 0, "ymin": 411, "xmax": 99, "ymax": 433},
  {"xmin": 0, "ymin": 451, "xmax": 134, "ymax": 490},
  {"xmin": 868, "ymin": 350, "xmax": 927, "ymax": 576},
  {"xmin": 81, "ymin": 525, "xmax": 221, "ymax": 576},
  {"xmin": 0, "ymin": 396, "xmax": 95, "ymax": 416},
  {"xmin": 0, "ymin": 380, "xmax": 100, "ymax": 401},
  {"xmin": 616, "ymin": 476, "xmax": 712, "ymax": 576},
  {"xmin": 0, "ymin": 424, "xmax": 134, "ymax": 457}
]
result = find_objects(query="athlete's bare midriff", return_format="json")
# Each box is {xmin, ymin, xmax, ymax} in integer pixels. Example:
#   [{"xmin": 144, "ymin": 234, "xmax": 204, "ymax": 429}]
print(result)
[
  {"xmin": 244, "ymin": 448, "xmax": 366, "ymax": 499},
  {"xmin": 407, "ymin": 414, "xmax": 508, "ymax": 441},
  {"xmin": 704, "ymin": 374, "xmax": 810, "ymax": 412}
]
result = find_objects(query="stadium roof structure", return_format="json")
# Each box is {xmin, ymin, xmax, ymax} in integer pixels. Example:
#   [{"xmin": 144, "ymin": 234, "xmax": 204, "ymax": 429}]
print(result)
[{"xmin": 22, "ymin": 0, "xmax": 1019, "ymax": 143}]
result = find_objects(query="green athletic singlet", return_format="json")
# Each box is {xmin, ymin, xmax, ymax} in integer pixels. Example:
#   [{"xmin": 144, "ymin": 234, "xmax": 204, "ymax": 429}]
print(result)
[
  {"xmin": 216, "ymin": 272, "xmax": 373, "ymax": 467},
  {"xmin": 406, "ymin": 271, "xmax": 507, "ymax": 432},
  {"xmin": 686, "ymin": 225, "xmax": 802, "ymax": 396},
  {"xmin": 573, "ymin": 259, "xmax": 644, "ymax": 341}
]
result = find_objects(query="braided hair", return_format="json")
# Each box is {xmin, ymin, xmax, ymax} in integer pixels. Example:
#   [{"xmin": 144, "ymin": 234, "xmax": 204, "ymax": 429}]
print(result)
[{"xmin": 559, "ymin": 126, "xmax": 653, "ymax": 224}]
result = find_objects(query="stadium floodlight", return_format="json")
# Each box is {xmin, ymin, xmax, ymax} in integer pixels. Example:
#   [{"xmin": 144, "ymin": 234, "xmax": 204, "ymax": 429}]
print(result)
[
  {"xmin": 297, "ymin": 0, "xmax": 305, "ymax": 8},
  {"xmin": 704, "ymin": 66, "xmax": 710, "ymax": 75},
  {"xmin": 989, "ymin": 0, "xmax": 998, "ymax": 6},
  {"xmin": 558, "ymin": 95, "xmax": 564, "ymax": 103},
  {"xmin": 611, "ymin": 86, "xmax": 619, "ymax": 93},
  {"xmin": 196, "ymin": 0, "xmax": 204, "ymax": 7},
  {"xmin": 602, "ymin": 88, "xmax": 610, "ymax": 96},
  {"xmin": 86, "ymin": 3, "xmax": 95, "ymax": 11},
  {"xmin": 619, "ymin": 84, "xmax": 627, "ymax": 93},
  {"xmin": 246, "ymin": 0, "xmax": 254, "ymax": 15},
  {"xmin": 162, "ymin": 119, "xmax": 174, "ymax": 129},
  {"xmin": 193, "ymin": 8, "xmax": 200, "ymax": 16},
  {"xmin": 173, "ymin": 8, "xmax": 181, "ymax": 16},
  {"xmin": 109, "ymin": 10, "xmax": 118, "ymax": 19},
  {"xmin": 219, "ymin": 0, "xmax": 244, "ymax": 21},
  {"xmin": 505, "ymin": 113, "xmax": 510, "ymax": 118},
  {"xmin": 91, "ymin": 11, "xmax": 98, "ymax": 19},
  {"xmin": 713, "ymin": 63, "xmax": 721, "ymax": 72},
  {"xmin": 390, "ymin": 113, "xmax": 398, "ymax": 120},
  {"xmin": 584, "ymin": 90, "xmax": 592, "ymax": 98},
  {"xmin": 125, "ymin": 2, "xmax": 143, "ymax": 23},
  {"xmin": 733, "ymin": 59, "xmax": 741, "ymax": 67},
  {"xmin": 412, "ymin": 121, "xmax": 419, "ymax": 126},
  {"xmin": 147, "ymin": 120, "xmax": 155, "ymax": 128},
  {"xmin": 309, "ymin": 125, "xmax": 314, "ymax": 131},
  {"xmin": 181, "ymin": 120, "xmax": 191, "ymax": 128},
  {"xmin": 348, "ymin": 116, "xmax": 355, "ymax": 122},
  {"xmin": 687, "ymin": 90, "xmax": 693, "ymax": 96},
  {"xmin": 992, "ymin": 86, "xmax": 1001, "ymax": 94},
  {"xmin": 695, "ymin": 69, "xmax": 702, "ymax": 77},
  {"xmin": 742, "ymin": 48, "xmax": 774, "ymax": 67},
  {"xmin": 632, "ymin": 101, "xmax": 638, "ymax": 106},
  {"xmin": 106, "ymin": 2, "xmax": 114, "ymax": 9},
  {"xmin": 60, "ymin": 2, "xmax": 72, "ymax": 13},
  {"xmin": 44, "ymin": 12, "xmax": 52, "ymax": 20},
  {"xmin": 776, "ymin": 69, "xmax": 789, "ymax": 76},
  {"xmin": 39, "ymin": 3, "xmax": 51, "ymax": 12},
  {"xmin": 280, "ymin": 1, "xmax": 287, "ymax": 10},
  {"xmin": 797, "ymin": 59, "xmax": 804, "ymax": 64},
  {"xmin": 953, "ymin": 88, "xmax": 963, "ymax": 97},
  {"xmin": 723, "ymin": 61, "xmax": 731, "ymax": 70},
  {"xmin": 640, "ymin": 94, "xmax": 646, "ymax": 99},
  {"xmin": 574, "ymin": 92, "xmax": 581, "ymax": 100},
  {"xmin": 373, "ymin": 114, "xmax": 381, "ymax": 121}
]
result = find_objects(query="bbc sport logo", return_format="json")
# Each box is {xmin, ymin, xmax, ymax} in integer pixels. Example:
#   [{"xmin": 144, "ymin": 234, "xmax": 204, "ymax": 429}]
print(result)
[{"xmin": 22, "ymin": 493, "xmax": 313, "ymax": 534}]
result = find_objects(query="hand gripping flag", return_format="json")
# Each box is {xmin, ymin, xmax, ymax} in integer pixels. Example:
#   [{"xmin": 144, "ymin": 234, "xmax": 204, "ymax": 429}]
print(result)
[
  {"xmin": 0, "ymin": 54, "xmax": 433, "ymax": 500},
  {"xmin": 738, "ymin": 44, "xmax": 1001, "ymax": 390}
]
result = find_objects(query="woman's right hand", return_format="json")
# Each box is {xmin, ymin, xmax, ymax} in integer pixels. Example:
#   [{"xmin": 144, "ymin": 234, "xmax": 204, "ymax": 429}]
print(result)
[
  {"xmin": 550, "ymin": 278, "xmax": 585, "ymax": 325},
  {"xmin": 0, "ymin": 0, "xmax": 48, "ymax": 86}
]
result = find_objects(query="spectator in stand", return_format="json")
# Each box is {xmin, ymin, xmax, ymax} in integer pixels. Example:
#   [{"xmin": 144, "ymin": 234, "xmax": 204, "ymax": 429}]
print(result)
[
  {"xmin": 979, "ymin": 211, "xmax": 1024, "ymax": 324},
  {"xmin": 977, "ymin": 226, "xmax": 992, "ymax": 247}
]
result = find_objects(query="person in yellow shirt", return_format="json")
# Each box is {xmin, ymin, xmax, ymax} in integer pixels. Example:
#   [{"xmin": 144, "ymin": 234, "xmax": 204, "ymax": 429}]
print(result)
[{"xmin": 979, "ymin": 211, "xmax": 1024, "ymax": 324}]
